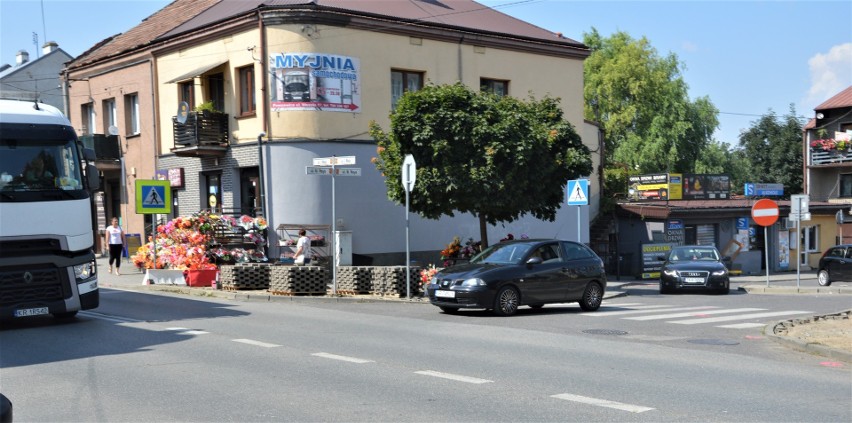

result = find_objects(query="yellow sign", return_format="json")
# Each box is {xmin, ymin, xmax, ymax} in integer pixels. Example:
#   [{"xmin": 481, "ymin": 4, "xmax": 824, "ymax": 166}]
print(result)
[{"xmin": 135, "ymin": 179, "xmax": 172, "ymax": 214}]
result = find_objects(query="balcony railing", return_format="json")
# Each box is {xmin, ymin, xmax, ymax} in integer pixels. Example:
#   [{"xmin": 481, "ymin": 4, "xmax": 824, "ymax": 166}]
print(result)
[
  {"xmin": 79, "ymin": 134, "xmax": 121, "ymax": 161},
  {"xmin": 172, "ymin": 111, "xmax": 229, "ymax": 157},
  {"xmin": 810, "ymin": 148, "xmax": 852, "ymax": 166}
]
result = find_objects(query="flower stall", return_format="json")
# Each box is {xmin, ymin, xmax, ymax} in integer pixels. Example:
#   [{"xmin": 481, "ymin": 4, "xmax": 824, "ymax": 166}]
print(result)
[{"xmin": 132, "ymin": 212, "xmax": 268, "ymax": 286}]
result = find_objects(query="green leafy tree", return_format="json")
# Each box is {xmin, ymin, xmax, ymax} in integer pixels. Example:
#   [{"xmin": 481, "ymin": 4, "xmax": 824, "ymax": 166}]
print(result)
[
  {"xmin": 369, "ymin": 82, "xmax": 592, "ymax": 247},
  {"xmin": 583, "ymin": 29, "xmax": 718, "ymax": 175},
  {"xmin": 738, "ymin": 106, "xmax": 804, "ymax": 195}
]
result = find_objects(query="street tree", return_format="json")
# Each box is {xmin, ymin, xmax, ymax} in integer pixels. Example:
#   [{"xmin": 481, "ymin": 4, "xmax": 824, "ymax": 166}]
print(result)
[
  {"xmin": 695, "ymin": 141, "xmax": 750, "ymax": 195},
  {"xmin": 738, "ymin": 106, "xmax": 804, "ymax": 195},
  {"xmin": 369, "ymin": 82, "xmax": 592, "ymax": 247},
  {"xmin": 583, "ymin": 29, "xmax": 718, "ymax": 174}
]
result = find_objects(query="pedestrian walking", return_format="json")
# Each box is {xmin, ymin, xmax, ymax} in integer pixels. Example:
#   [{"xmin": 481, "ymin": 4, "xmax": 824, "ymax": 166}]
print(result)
[
  {"xmin": 294, "ymin": 228, "xmax": 312, "ymax": 265},
  {"xmin": 105, "ymin": 217, "xmax": 126, "ymax": 275}
]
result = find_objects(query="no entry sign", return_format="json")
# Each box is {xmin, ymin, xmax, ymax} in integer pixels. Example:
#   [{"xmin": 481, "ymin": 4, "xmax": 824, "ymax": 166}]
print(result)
[{"xmin": 751, "ymin": 199, "xmax": 779, "ymax": 227}]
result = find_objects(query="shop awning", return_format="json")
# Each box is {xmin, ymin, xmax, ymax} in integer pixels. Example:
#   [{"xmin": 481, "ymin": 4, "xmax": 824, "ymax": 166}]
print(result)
[{"xmin": 164, "ymin": 60, "xmax": 228, "ymax": 84}]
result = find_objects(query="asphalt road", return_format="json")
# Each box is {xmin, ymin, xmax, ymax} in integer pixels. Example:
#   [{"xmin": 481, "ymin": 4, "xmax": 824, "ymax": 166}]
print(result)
[{"xmin": 1, "ymin": 286, "xmax": 849, "ymax": 422}]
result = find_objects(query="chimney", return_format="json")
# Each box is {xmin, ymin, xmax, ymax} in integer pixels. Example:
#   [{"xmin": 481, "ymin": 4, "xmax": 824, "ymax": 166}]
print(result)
[
  {"xmin": 16, "ymin": 50, "xmax": 29, "ymax": 66},
  {"xmin": 42, "ymin": 41, "xmax": 58, "ymax": 55}
]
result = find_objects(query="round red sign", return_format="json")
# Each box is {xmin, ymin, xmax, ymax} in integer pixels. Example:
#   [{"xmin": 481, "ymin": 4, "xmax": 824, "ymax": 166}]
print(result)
[{"xmin": 751, "ymin": 199, "xmax": 779, "ymax": 227}]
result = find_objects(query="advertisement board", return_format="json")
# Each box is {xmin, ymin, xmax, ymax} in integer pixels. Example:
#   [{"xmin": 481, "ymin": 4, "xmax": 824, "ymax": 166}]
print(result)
[
  {"xmin": 682, "ymin": 174, "xmax": 730, "ymax": 200},
  {"xmin": 628, "ymin": 173, "xmax": 682, "ymax": 201},
  {"xmin": 641, "ymin": 243, "xmax": 674, "ymax": 279},
  {"xmin": 269, "ymin": 53, "xmax": 361, "ymax": 113}
]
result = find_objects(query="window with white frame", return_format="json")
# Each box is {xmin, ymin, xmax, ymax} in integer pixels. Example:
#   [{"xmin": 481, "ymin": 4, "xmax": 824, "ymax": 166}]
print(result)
[
  {"xmin": 801, "ymin": 225, "xmax": 819, "ymax": 253},
  {"xmin": 103, "ymin": 99, "xmax": 116, "ymax": 132},
  {"xmin": 391, "ymin": 69, "xmax": 423, "ymax": 110},
  {"xmin": 81, "ymin": 102, "xmax": 95, "ymax": 134},
  {"xmin": 125, "ymin": 93, "xmax": 139, "ymax": 135}
]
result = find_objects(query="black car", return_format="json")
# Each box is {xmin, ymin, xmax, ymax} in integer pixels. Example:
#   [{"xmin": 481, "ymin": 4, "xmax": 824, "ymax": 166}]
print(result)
[
  {"xmin": 659, "ymin": 245, "xmax": 730, "ymax": 294},
  {"xmin": 426, "ymin": 239, "xmax": 607, "ymax": 316},
  {"xmin": 818, "ymin": 245, "xmax": 852, "ymax": 286}
]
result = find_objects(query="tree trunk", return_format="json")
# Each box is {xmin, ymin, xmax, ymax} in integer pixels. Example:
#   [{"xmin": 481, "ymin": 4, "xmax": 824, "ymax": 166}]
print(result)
[{"xmin": 479, "ymin": 213, "xmax": 489, "ymax": 249}]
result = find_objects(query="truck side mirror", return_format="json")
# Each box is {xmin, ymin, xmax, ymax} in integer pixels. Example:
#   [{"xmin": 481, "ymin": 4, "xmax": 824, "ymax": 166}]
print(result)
[
  {"xmin": 86, "ymin": 164, "xmax": 100, "ymax": 191},
  {"xmin": 82, "ymin": 147, "xmax": 96, "ymax": 162}
]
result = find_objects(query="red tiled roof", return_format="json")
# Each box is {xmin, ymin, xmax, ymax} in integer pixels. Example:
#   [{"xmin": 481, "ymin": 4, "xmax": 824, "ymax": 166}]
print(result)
[
  {"xmin": 619, "ymin": 199, "xmax": 845, "ymax": 220},
  {"xmin": 67, "ymin": 0, "xmax": 221, "ymax": 69},
  {"xmin": 815, "ymin": 85, "xmax": 852, "ymax": 111},
  {"xmin": 162, "ymin": 0, "xmax": 584, "ymax": 48}
]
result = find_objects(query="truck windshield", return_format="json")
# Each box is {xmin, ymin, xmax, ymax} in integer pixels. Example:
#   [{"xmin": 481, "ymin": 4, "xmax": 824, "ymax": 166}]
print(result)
[{"xmin": 0, "ymin": 123, "xmax": 84, "ymax": 193}]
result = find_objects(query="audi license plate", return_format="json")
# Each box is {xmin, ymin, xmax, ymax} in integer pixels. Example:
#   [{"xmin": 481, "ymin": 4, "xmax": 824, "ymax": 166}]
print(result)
[
  {"xmin": 684, "ymin": 277, "xmax": 704, "ymax": 283},
  {"xmin": 14, "ymin": 307, "xmax": 49, "ymax": 317},
  {"xmin": 435, "ymin": 290, "xmax": 455, "ymax": 299}
]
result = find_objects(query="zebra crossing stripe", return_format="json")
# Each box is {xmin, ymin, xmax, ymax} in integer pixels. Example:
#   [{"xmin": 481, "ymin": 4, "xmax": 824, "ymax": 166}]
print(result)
[
  {"xmin": 584, "ymin": 306, "xmax": 717, "ymax": 317},
  {"xmin": 670, "ymin": 311, "xmax": 812, "ymax": 325},
  {"xmin": 625, "ymin": 308, "xmax": 765, "ymax": 321},
  {"xmin": 718, "ymin": 323, "xmax": 767, "ymax": 329}
]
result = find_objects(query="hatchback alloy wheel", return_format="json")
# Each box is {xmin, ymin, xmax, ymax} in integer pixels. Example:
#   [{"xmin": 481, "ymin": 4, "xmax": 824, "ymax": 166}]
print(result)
[
  {"xmin": 493, "ymin": 286, "xmax": 519, "ymax": 316},
  {"xmin": 818, "ymin": 270, "xmax": 832, "ymax": 286},
  {"xmin": 579, "ymin": 282, "xmax": 603, "ymax": 311}
]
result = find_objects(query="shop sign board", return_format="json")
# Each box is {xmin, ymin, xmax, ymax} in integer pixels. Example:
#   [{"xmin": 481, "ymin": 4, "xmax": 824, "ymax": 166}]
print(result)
[
  {"xmin": 744, "ymin": 183, "xmax": 783, "ymax": 197},
  {"xmin": 641, "ymin": 243, "xmax": 674, "ymax": 279}
]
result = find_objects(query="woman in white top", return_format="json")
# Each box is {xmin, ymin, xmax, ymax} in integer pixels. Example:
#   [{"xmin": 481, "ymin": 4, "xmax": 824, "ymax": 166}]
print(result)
[
  {"xmin": 104, "ymin": 217, "xmax": 126, "ymax": 275},
  {"xmin": 294, "ymin": 228, "xmax": 312, "ymax": 265}
]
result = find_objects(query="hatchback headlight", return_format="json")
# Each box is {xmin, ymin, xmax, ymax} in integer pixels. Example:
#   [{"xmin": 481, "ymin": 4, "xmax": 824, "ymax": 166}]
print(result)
[
  {"xmin": 712, "ymin": 269, "xmax": 728, "ymax": 276},
  {"xmin": 460, "ymin": 278, "xmax": 486, "ymax": 287},
  {"xmin": 74, "ymin": 260, "xmax": 97, "ymax": 280},
  {"xmin": 662, "ymin": 269, "xmax": 678, "ymax": 277}
]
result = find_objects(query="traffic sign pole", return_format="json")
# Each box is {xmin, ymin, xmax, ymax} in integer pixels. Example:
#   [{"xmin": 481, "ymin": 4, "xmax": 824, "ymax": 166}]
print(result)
[{"xmin": 750, "ymin": 199, "xmax": 779, "ymax": 287}]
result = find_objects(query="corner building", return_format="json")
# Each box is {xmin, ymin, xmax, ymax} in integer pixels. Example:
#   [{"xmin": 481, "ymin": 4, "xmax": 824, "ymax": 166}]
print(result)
[{"xmin": 151, "ymin": 0, "xmax": 599, "ymax": 264}]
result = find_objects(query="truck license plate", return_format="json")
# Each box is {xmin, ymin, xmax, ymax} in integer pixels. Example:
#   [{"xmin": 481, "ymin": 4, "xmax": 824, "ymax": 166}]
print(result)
[
  {"xmin": 435, "ymin": 290, "xmax": 455, "ymax": 298},
  {"xmin": 15, "ymin": 307, "xmax": 49, "ymax": 317}
]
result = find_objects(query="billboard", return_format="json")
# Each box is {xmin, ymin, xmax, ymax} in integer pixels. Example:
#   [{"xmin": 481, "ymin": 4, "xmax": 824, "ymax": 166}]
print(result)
[
  {"xmin": 628, "ymin": 173, "xmax": 682, "ymax": 201},
  {"xmin": 269, "ymin": 53, "xmax": 361, "ymax": 113},
  {"xmin": 682, "ymin": 174, "xmax": 730, "ymax": 200}
]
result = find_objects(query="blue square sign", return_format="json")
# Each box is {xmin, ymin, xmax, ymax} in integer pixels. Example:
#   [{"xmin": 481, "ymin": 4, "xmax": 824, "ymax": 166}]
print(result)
[{"xmin": 567, "ymin": 179, "xmax": 589, "ymax": 206}]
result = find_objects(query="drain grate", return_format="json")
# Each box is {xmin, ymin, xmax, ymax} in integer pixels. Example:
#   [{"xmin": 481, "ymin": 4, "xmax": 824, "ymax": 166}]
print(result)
[
  {"xmin": 688, "ymin": 338, "xmax": 740, "ymax": 346},
  {"xmin": 583, "ymin": 329, "xmax": 628, "ymax": 336}
]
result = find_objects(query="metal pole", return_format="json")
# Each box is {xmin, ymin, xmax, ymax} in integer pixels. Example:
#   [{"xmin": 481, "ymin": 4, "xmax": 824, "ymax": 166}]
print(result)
[
  {"xmin": 331, "ymin": 158, "xmax": 337, "ymax": 296},
  {"xmin": 405, "ymin": 186, "xmax": 410, "ymax": 300},
  {"xmin": 577, "ymin": 206, "xmax": 581, "ymax": 243},
  {"xmin": 764, "ymin": 226, "xmax": 770, "ymax": 287},
  {"xmin": 796, "ymin": 197, "xmax": 801, "ymax": 289},
  {"xmin": 257, "ymin": 133, "xmax": 266, "ymax": 217}
]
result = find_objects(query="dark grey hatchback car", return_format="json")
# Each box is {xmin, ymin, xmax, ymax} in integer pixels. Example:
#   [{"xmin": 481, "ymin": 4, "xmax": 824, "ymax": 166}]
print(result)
[
  {"xmin": 818, "ymin": 244, "xmax": 852, "ymax": 286},
  {"xmin": 426, "ymin": 239, "xmax": 607, "ymax": 316}
]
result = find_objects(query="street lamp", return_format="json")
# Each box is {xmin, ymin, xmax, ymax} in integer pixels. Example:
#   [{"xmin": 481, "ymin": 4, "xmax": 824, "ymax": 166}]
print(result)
[{"xmin": 257, "ymin": 132, "xmax": 266, "ymax": 217}]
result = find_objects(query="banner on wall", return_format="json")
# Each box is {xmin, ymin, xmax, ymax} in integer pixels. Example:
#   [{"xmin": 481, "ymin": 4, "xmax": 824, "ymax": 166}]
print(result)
[
  {"xmin": 269, "ymin": 53, "xmax": 361, "ymax": 113},
  {"xmin": 627, "ymin": 173, "xmax": 683, "ymax": 201}
]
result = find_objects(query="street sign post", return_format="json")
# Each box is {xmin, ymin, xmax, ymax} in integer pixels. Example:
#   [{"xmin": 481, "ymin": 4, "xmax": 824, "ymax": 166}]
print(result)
[
  {"xmin": 789, "ymin": 194, "xmax": 810, "ymax": 288},
  {"xmin": 401, "ymin": 154, "xmax": 416, "ymax": 300},
  {"xmin": 751, "ymin": 199, "xmax": 778, "ymax": 287},
  {"xmin": 567, "ymin": 179, "xmax": 589, "ymax": 242},
  {"xmin": 307, "ymin": 156, "xmax": 359, "ymax": 295}
]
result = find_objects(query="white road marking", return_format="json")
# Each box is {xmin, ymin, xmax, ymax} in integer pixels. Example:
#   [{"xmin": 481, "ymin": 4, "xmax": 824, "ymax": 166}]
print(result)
[
  {"xmin": 311, "ymin": 352, "xmax": 374, "ymax": 364},
  {"xmin": 414, "ymin": 370, "xmax": 493, "ymax": 384},
  {"xmin": 718, "ymin": 322, "xmax": 768, "ymax": 329},
  {"xmin": 625, "ymin": 308, "xmax": 766, "ymax": 321},
  {"xmin": 551, "ymin": 393, "xmax": 655, "ymax": 413},
  {"xmin": 583, "ymin": 306, "xmax": 717, "ymax": 317},
  {"xmin": 80, "ymin": 311, "xmax": 141, "ymax": 324},
  {"xmin": 600, "ymin": 302, "xmax": 644, "ymax": 307},
  {"xmin": 164, "ymin": 327, "xmax": 208, "ymax": 335},
  {"xmin": 233, "ymin": 339, "xmax": 281, "ymax": 348},
  {"xmin": 670, "ymin": 311, "xmax": 813, "ymax": 324}
]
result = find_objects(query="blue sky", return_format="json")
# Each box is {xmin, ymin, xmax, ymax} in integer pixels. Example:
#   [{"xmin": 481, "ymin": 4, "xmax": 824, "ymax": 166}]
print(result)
[{"xmin": 2, "ymin": 0, "xmax": 850, "ymax": 145}]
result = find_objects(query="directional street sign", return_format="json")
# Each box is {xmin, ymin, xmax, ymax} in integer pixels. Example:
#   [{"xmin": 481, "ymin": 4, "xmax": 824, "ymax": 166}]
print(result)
[
  {"xmin": 745, "ymin": 183, "xmax": 784, "ymax": 197},
  {"xmin": 306, "ymin": 166, "xmax": 361, "ymax": 176},
  {"xmin": 135, "ymin": 179, "xmax": 172, "ymax": 214},
  {"xmin": 336, "ymin": 168, "xmax": 361, "ymax": 176},
  {"xmin": 313, "ymin": 156, "xmax": 356, "ymax": 166},
  {"xmin": 751, "ymin": 198, "xmax": 779, "ymax": 227},
  {"xmin": 306, "ymin": 166, "xmax": 333, "ymax": 175},
  {"xmin": 566, "ymin": 179, "xmax": 589, "ymax": 206}
]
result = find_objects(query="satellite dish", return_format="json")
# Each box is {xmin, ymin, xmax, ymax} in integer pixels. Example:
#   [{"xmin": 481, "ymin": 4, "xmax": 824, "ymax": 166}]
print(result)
[
  {"xmin": 108, "ymin": 125, "xmax": 119, "ymax": 136},
  {"xmin": 177, "ymin": 101, "xmax": 189, "ymax": 124}
]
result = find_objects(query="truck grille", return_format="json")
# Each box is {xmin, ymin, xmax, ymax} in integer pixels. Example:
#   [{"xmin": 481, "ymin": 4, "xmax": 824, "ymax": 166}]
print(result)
[{"xmin": 0, "ymin": 267, "xmax": 67, "ymax": 306}]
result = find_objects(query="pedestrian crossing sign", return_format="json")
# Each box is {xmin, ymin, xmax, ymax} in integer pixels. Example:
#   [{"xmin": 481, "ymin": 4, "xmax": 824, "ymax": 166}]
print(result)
[
  {"xmin": 135, "ymin": 180, "xmax": 172, "ymax": 214},
  {"xmin": 566, "ymin": 179, "xmax": 589, "ymax": 206}
]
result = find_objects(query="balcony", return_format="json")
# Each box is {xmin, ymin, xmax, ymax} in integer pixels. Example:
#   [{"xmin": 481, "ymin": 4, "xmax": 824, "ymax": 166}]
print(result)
[
  {"xmin": 171, "ymin": 112, "xmax": 229, "ymax": 157},
  {"xmin": 810, "ymin": 148, "xmax": 852, "ymax": 167},
  {"xmin": 79, "ymin": 134, "xmax": 121, "ymax": 170}
]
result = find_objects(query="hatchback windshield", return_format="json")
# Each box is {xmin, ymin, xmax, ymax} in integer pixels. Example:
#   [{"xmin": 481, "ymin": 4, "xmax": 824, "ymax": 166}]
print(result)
[
  {"xmin": 471, "ymin": 242, "xmax": 534, "ymax": 264},
  {"xmin": 669, "ymin": 246, "xmax": 720, "ymax": 262}
]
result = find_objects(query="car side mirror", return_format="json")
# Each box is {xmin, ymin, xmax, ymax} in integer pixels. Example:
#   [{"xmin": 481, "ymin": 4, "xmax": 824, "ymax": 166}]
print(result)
[{"xmin": 526, "ymin": 257, "xmax": 543, "ymax": 266}]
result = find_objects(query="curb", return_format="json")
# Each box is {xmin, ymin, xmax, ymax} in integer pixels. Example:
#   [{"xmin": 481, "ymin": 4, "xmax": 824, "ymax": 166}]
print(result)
[
  {"xmin": 765, "ymin": 310, "xmax": 852, "ymax": 363},
  {"xmin": 739, "ymin": 285, "xmax": 852, "ymax": 295}
]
